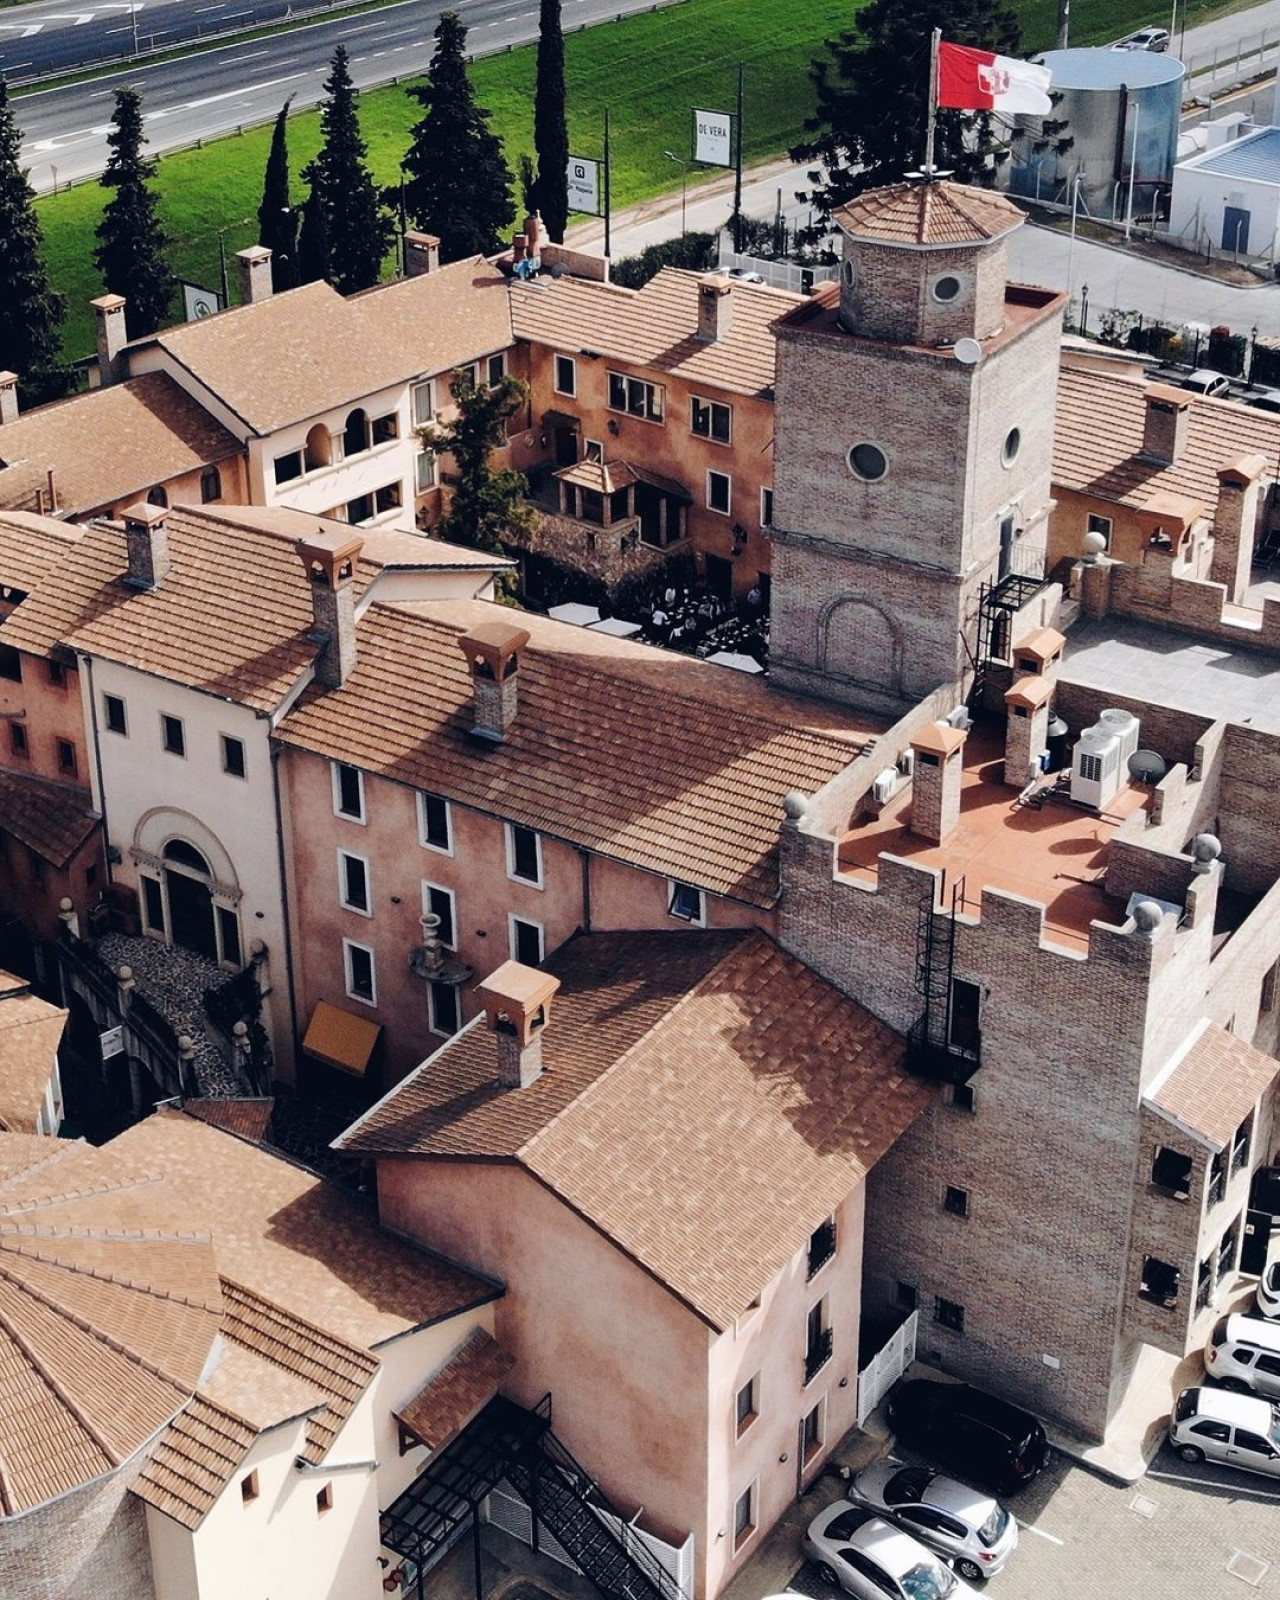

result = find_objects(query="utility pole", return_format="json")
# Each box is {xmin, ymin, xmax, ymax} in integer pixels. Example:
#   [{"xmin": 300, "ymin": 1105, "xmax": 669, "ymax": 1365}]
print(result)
[
  {"xmin": 1057, "ymin": 0, "xmax": 1069, "ymax": 49},
  {"xmin": 603, "ymin": 106, "xmax": 612, "ymax": 259},
  {"xmin": 733, "ymin": 63, "xmax": 744, "ymax": 253}
]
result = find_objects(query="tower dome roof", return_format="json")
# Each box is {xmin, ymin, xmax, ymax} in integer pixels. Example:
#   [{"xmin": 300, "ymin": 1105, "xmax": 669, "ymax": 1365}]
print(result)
[{"xmin": 832, "ymin": 181, "xmax": 1025, "ymax": 249}]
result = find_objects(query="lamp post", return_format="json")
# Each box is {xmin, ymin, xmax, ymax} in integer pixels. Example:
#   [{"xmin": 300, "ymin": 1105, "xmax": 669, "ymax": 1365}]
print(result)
[{"xmin": 664, "ymin": 150, "xmax": 688, "ymax": 236}]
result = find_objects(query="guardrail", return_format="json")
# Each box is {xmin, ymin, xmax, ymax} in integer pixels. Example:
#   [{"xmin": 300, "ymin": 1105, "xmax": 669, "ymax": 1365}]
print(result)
[{"xmin": 1182, "ymin": 28, "xmax": 1280, "ymax": 100}]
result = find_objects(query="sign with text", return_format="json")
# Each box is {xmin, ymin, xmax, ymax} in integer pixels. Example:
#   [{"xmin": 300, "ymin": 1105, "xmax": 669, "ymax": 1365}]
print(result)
[
  {"xmin": 694, "ymin": 108, "xmax": 733, "ymax": 168},
  {"xmin": 181, "ymin": 280, "xmax": 222, "ymax": 322},
  {"xmin": 567, "ymin": 155, "xmax": 601, "ymax": 216},
  {"xmin": 100, "ymin": 1026, "xmax": 124, "ymax": 1060}
]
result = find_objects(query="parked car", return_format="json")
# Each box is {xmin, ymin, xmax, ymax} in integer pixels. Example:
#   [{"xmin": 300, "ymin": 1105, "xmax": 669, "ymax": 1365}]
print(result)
[
  {"xmin": 1113, "ymin": 27, "xmax": 1170, "ymax": 50},
  {"xmin": 803, "ymin": 1501, "xmax": 978, "ymax": 1600},
  {"xmin": 886, "ymin": 1382, "xmax": 1048, "ymax": 1495},
  {"xmin": 1250, "ymin": 390, "xmax": 1280, "ymax": 415},
  {"xmin": 719, "ymin": 265, "xmax": 765, "ymax": 284},
  {"xmin": 850, "ymin": 1463, "xmax": 1018, "ymax": 1581},
  {"xmin": 1169, "ymin": 1385, "xmax": 1280, "ymax": 1478},
  {"xmin": 1251, "ymin": 1164, "xmax": 1280, "ymax": 1214},
  {"xmin": 1180, "ymin": 369, "xmax": 1231, "ymax": 398},
  {"xmin": 1256, "ymin": 1244, "xmax": 1280, "ymax": 1318},
  {"xmin": 1205, "ymin": 1311, "xmax": 1280, "ymax": 1396}
]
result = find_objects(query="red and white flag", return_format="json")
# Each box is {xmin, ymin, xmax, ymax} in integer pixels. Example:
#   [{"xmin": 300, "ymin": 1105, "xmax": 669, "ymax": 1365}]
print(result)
[{"xmin": 937, "ymin": 40, "xmax": 1053, "ymax": 116}]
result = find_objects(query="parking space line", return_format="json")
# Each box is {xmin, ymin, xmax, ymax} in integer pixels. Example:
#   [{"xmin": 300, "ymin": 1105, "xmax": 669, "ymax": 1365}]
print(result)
[
  {"xmin": 1147, "ymin": 1468, "xmax": 1280, "ymax": 1502},
  {"xmin": 1016, "ymin": 1521, "xmax": 1065, "ymax": 1545}
]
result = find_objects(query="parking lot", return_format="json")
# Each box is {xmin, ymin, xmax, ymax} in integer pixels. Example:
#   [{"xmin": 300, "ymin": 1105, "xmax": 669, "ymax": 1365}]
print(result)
[{"xmin": 784, "ymin": 1442, "xmax": 1280, "ymax": 1600}]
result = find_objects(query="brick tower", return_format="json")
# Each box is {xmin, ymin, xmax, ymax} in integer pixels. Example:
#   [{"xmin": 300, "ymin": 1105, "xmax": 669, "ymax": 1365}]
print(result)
[{"xmin": 768, "ymin": 180, "xmax": 1065, "ymax": 717}]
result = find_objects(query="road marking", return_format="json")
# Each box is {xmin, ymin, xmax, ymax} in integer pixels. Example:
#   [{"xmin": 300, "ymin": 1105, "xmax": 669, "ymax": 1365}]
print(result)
[
  {"xmin": 1015, "ymin": 1521, "xmax": 1064, "ymax": 1545},
  {"xmin": 0, "ymin": 23, "xmax": 44, "ymax": 36},
  {"xmin": 233, "ymin": 48, "xmax": 268, "ymax": 59},
  {"xmin": 195, "ymin": 3, "xmax": 225, "ymax": 9},
  {"xmin": 1147, "ymin": 1468, "xmax": 1280, "ymax": 1501}
]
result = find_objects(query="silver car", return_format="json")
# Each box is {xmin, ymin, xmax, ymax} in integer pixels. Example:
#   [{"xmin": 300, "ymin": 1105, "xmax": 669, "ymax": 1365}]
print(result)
[
  {"xmin": 850, "ymin": 1463, "xmax": 1018, "ymax": 1581},
  {"xmin": 803, "ymin": 1500, "xmax": 979, "ymax": 1600},
  {"xmin": 1169, "ymin": 1386, "xmax": 1280, "ymax": 1480}
]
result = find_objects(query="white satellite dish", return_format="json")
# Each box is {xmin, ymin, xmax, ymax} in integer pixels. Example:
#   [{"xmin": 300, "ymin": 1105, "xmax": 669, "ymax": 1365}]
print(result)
[{"xmin": 954, "ymin": 337, "xmax": 982, "ymax": 366}]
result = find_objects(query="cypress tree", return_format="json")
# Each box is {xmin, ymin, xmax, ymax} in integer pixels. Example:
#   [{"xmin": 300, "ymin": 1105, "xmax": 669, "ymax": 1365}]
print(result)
[
  {"xmin": 258, "ymin": 97, "xmax": 299, "ymax": 293},
  {"xmin": 403, "ymin": 12, "xmax": 515, "ymax": 262},
  {"xmin": 532, "ymin": 0, "xmax": 568, "ymax": 241},
  {"xmin": 94, "ymin": 86, "xmax": 176, "ymax": 337},
  {"xmin": 296, "ymin": 178, "xmax": 330, "ymax": 285},
  {"xmin": 307, "ymin": 46, "xmax": 394, "ymax": 294},
  {"xmin": 0, "ymin": 78, "xmax": 68, "ymax": 408}
]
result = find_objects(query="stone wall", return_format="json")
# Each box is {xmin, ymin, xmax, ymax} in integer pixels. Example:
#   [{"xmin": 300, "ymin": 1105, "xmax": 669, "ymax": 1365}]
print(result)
[{"xmin": 0, "ymin": 1451, "xmax": 156, "ymax": 1600}]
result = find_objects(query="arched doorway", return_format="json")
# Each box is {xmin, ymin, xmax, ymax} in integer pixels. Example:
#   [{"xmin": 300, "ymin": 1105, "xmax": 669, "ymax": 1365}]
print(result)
[{"xmin": 163, "ymin": 840, "xmax": 218, "ymax": 961}]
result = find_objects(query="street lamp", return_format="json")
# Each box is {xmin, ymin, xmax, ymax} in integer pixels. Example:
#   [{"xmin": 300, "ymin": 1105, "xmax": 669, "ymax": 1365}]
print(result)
[{"xmin": 664, "ymin": 150, "xmax": 688, "ymax": 236}]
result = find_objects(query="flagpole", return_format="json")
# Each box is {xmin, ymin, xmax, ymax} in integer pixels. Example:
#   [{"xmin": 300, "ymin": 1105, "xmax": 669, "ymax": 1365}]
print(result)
[{"xmin": 923, "ymin": 26, "xmax": 941, "ymax": 177}]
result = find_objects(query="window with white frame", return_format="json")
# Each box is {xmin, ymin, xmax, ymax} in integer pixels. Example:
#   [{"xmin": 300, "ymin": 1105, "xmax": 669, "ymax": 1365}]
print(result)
[
  {"xmin": 419, "ymin": 791, "xmax": 452, "ymax": 853},
  {"xmin": 707, "ymin": 470, "xmax": 732, "ymax": 515},
  {"xmin": 506, "ymin": 823, "xmax": 542, "ymax": 887},
  {"xmin": 332, "ymin": 761, "xmax": 365, "ymax": 822},
  {"xmin": 412, "ymin": 378, "xmax": 436, "ymax": 428},
  {"xmin": 344, "ymin": 939, "xmax": 377, "ymax": 1005},
  {"xmin": 422, "ymin": 881, "xmax": 456, "ymax": 949},
  {"xmin": 691, "ymin": 396, "xmax": 732, "ymax": 443},
  {"xmin": 1087, "ymin": 512, "xmax": 1113, "ymax": 550},
  {"xmin": 554, "ymin": 354, "xmax": 576, "ymax": 396},
  {"xmin": 760, "ymin": 487, "xmax": 774, "ymax": 528},
  {"xmin": 510, "ymin": 916, "xmax": 544, "ymax": 966},
  {"xmin": 339, "ymin": 850, "xmax": 371, "ymax": 915},
  {"xmin": 415, "ymin": 449, "xmax": 437, "ymax": 494},
  {"xmin": 487, "ymin": 352, "xmax": 507, "ymax": 386},
  {"xmin": 668, "ymin": 881, "xmax": 705, "ymax": 925},
  {"xmin": 607, "ymin": 371, "xmax": 664, "ymax": 423},
  {"xmin": 429, "ymin": 980, "xmax": 460, "ymax": 1037}
]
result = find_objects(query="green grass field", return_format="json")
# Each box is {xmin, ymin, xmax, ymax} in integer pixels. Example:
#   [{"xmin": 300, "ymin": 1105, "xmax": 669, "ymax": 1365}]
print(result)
[{"xmin": 29, "ymin": 0, "xmax": 1239, "ymax": 361}]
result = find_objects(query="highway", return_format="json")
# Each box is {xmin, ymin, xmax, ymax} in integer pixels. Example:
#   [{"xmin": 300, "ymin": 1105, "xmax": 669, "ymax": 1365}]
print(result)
[{"xmin": 10, "ymin": 0, "xmax": 673, "ymax": 193}]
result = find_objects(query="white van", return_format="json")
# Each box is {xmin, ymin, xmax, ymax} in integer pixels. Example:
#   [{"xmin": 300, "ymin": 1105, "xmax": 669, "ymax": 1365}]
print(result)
[
  {"xmin": 1205, "ymin": 1312, "xmax": 1280, "ymax": 1396},
  {"xmin": 1170, "ymin": 1387, "xmax": 1280, "ymax": 1479}
]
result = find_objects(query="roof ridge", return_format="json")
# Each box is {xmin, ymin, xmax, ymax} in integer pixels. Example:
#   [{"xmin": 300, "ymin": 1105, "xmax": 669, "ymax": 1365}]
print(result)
[
  {"xmin": 0, "ymin": 1166, "xmax": 167, "ymax": 1217},
  {"xmin": 220, "ymin": 1277, "xmax": 376, "ymax": 1370},
  {"xmin": 0, "ymin": 1230, "xmax": 221, "ymax": 1309},
  {"xmin": 0, "ymin": 1290, "xmax": 125, "ymax": 1469}
]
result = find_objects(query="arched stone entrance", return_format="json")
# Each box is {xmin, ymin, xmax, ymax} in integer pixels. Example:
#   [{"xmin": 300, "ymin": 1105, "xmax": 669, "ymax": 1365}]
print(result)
[
  {"xmin": 130, "ymin": 808, "xmax": 243, "ymax": 968},
  {"xmin": 162, "ymin": 840, "xmax": 218, "ymax": 961}
]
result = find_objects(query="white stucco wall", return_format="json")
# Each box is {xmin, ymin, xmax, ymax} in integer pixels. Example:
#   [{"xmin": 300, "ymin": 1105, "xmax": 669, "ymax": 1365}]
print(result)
[{"xmin": 1169, "ymin": 159, "xmax": 1280, "ymax": 257}]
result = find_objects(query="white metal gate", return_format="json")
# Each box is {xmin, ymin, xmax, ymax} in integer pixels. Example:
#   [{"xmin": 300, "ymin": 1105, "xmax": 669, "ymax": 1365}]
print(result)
[{"xmin": 856, "ymin": 1311, "xmax": 918, "ymax": 1427}]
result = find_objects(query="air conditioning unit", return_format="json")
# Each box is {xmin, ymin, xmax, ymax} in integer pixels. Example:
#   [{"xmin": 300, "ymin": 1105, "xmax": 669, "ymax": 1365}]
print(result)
[
  {"xmin": 945, "ymin": 706, "xmax": 972, "ymax": 731},
  {"xmin": 872, "ymin": 768, "xmax": 898, "ymax": 804},
  {"xmin": 897, "ymin": 748, "xmax": 915, "ymax": 778}
]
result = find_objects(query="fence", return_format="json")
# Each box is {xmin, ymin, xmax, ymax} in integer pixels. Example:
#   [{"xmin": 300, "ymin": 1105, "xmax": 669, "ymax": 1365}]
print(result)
[
  {"xmin": 857, "ymin": 1310, "xmax": 918, "ymax": 1427},
  {"xmin": 1183, "ymin": 29, "xmax": 1280, "ymax": 100},
  {"xmin": 716, "ymin": 245, "xmax": 839, "ymax": 295}
]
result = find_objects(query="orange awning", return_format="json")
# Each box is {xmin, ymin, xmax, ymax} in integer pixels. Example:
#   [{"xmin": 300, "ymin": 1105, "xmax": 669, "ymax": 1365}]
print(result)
[{"xmin": 302, "ymin": 1001, "xmax": 381, "ymax": 1076}]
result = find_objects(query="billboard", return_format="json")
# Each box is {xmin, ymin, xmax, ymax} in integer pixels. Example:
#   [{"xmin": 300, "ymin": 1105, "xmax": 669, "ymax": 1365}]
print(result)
[
  {"xmin": 567, "ymin": 155, "xmax": 601, "ymax": 216},
  {"xmin": 181, "ymin": 281, "xmax": 222, "ymax": 321},
  {"xmin": 694, "ymin": 109, "xmax": 733, "ymax": 168}
]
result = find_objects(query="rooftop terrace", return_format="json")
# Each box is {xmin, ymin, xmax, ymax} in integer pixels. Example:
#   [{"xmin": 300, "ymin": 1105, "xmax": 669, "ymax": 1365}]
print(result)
[{"xmin": 836, "ymin": 726, "xmax": 1146, "ymax": 950}]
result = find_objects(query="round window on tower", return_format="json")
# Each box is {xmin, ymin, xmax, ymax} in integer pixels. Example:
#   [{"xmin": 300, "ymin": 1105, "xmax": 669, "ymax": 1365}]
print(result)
[
  {"xmin": 1002, "ymin": 427, "xmax": 1022, "ymax": 467},
  {"xmin": 932, "ymin": 274, "xmax": 962, "ymax": 303},
  {"xmin": 841, "ymin": 258, "xmax": 857, "ymax": 289},
  {"xmin": 848, "ymin": 443, "xmax": 888, "ymax": 482}
]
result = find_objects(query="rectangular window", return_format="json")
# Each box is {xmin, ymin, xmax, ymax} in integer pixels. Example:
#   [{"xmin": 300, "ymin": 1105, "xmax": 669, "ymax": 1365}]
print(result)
[
  {"xmin": 161, "ymin": 714, "xmax": 186, "ymax": 757},
  {"xmin": 9, "ymin": 722, "xmax": 28, "ymax": 758},
  {"xmin": 896, "ymin": 1281, "xmax": 918, "ymax": 1311},
  {"xmin": 333, "ymin": 762, "xmax": 365, "ymax": 823},
  {"xmin": 1087, "ymin": 512, "xmax": 1113, "ymax": 550},
  {"xmin": 1139, "ymin": 1256, "xmax": 1180, "ymax": 1307},
  {"xmin": 412, "ymin": 379, "xmax": 435, "ymax": 428},
  {"xmin": 804, "ymin": 1299, "xmax": 832, "ymax": 1383},
  {"xmin": 554, "ymin": 354, "xmax": 576, "ymax": 396},
  {"xmin": 691, "ymin": 396, "xmax": 732, "ymax": 443},
  {"xmin": 949, "ymin": 1083, "xmax": 976, "ymax": 1113},
  {"xmin": 1151, "ymin": 1145, "xmax": 1193, "ymax": 1199},
  {"xmin": 934, "ymin": 1297, "xmax": 966, "ymax": 1333},
  {"xmin": 735, "ymin": 1376, "xmax": 759, "ymax": 1437},
  {"xmin": 801, "ymin": 1399, "xmax": 825, "ymax": 1461},
  {"xmin": 668, "ymin": 881, "xmax": 705, "ymax": 925},
  {"xmin": 347, "ymin": 492, "xmax": 374, "ymax": 524},
  {"xmin": 46, "ymin": 660, "xmax": 67, "ymax": 688},
  {"xmin": 807, "ymin": 1217, "xmax": 837, "ymax": 1279},
  {"xmin": 507, "ymin": 823, "xmax": 542, "ymax": 886},
  {"xmin": 1208, "ymin": 1148, "xmax": 1227, "ymax": 1206},
  {"xmin": 1196, "ymin": 1256, "xmax": 1212, "ymax": 1311},
  {"xmin": 217, "ymin": 906, "xmax": 242, "ymax": 967},
  {"xmin": 415, "ymin": 449, "xmax": 437, "ymax": 493},
  {"xmin": 707, "ymin": 470, "xmax": 732, "ymax": 515},
  {"xmin": 240, "ymin": 1471, "xmax": 259, "ymax": 1505},
  {"xmin": 1218, "ymin": 1218, "xmax": 1241, "ymax": 1282},
  {"xmin": 375, "ymin": 482, "xmax": 402, "ymax": 516},
  {"xmin": 510, "ymin": 916, "xmax": 544, "ymax": 967},
  {"xmin": 760, "ymin": 487, "xmax": 774, "ymax": 528},
  {"xmin": 142, "ymin": 875, "xmax": 165, "ymax": 934},
  {"xmin": 0, "ymin": 645, "xmax": 21, "ymax": 683},
  {"xmin": 1263, "ymin": 962, "xmax": 1279, "ymax": 1014},
  {"xmin": 221, "ymin": 735, "xmax": 246, "ymax": 779},
  {"xmin": 316, "ymin": 1483, "xmax": 334, "ymax": 1516},
  {"xmin": 454, "ymin": 363, "xmax": 478, "ymax": 392},
  {"xmin": 487, "ymin": 352, "xmax": 507, "ymax": 386},
  {"xmin": 370, "ymin": 413, "xmax": 399, "ymax": 446},
  {"xmin": 339, "ymin": 850, "xmax": 371, "ymax": 915},
  {"xmin": 422, "ymin": 882, "xmax": 456, "ymax": 949},
  {"xmin": 607, "ymin": 371, "xmax": 664, "ymax": 423},
  {"xmin": 1232, "ymin": 1113, "xmax": 1253, "ymax": 1175},
  {"xmin": 943, "ymin": 1185, "xmax": 969, "ymax": 1217},
  {"xmin": 55, "ymin": 739, "xmax": 77, "ymax": 777},
  {"xmin": 419, "ymin": 791, "xmax": 452, "ymax": 853},
  {"xmin": 429, "ymin": 980, "xmax": 460, "ymax": 1037},
  {"xmin": 103, "ymin": 693, "xmax": 128, "ymax": 736},
  {"xmin": 733, "ymin": 1482, "xmax": 757, "ymax": 1551},
  {"xmin": 274, "ymin": 450, "xmax": 304, "ymax": 485},
  {"xmin": 344, "ymin": 940, "xmax": 376, "ymax": 1006}
]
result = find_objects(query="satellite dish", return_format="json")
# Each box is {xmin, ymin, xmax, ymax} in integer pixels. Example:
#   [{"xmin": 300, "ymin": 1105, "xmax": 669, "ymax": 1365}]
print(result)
[
  {"xmin": 953, "ymin": 338, "xmax": 982, "ymax": 366},
  {"xmin": 1128, "ymin": 749, "xmax": 1167, "ymax": 785}
]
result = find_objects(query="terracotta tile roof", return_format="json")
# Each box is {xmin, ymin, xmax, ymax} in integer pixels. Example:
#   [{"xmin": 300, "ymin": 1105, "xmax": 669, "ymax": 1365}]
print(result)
[
  {"xmin": 0, "ymin": 374, "xmax": 240, "ymax": 516},
  {"xmin": 832, "ymin": 181, "xmax": 1024, "ymax": 247},
  {"xmin": 280, "ymin": 599, "xmax": 876, "ymax": 906},
  {"xmin": 395, "ymin": 1327, "xmax": 514, "ymax": 1450},
  {"xmin": 342, "ymin": 931, "xmax": 932, "ymax": 1328},
  {"xmin": 1148, "ymin": 1021, "xmax": 1280, "ymax": 1147},
  {"xmin": 510, "ymin": 268, "xmax": 801, "ymax": 398},
  {"xmin": 0, "ymin": 768, "xmax": 99, "ymax": 867},
  {"xmin": 1055, "ymin": 365, "xmax": 1280, "ymax": 513},
  {"xmin": 0, "ymin": 974, "xmax": 66, "ymax": 1132},
  {"xmin": 0, "ymin": 510, "xmax": 83, "ymax": 591},
  {"xmin": 0, "ymin": 461, "xmax": 49, "ymax": 515},
  {"xmin": 145, "ymin": 258, "xmax": 512, "ymax": 437},
  {"xmin": 0, "ymin": 1133, "xmax": 223, "ymax": 1516},
  {"xmin": 132, "ymin": 1396, "xmax": 258, "ymax": 1530},
  {"xmin": 182, "ymin": 1098, "xmax": 274, "ymax": 1145}
]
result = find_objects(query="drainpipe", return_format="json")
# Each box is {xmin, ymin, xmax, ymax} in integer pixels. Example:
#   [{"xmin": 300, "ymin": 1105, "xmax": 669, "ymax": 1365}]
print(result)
[
  {"xmin": 579, "ymin": 846, "xmax": 593, "ymax": 933},
  {"xmin": 82, "ymin": 655, "xmax": 114, "ymax": 889},
  {"xmin": 269, "ymin": 737, "xmax": 301, "ymax": 1080}
]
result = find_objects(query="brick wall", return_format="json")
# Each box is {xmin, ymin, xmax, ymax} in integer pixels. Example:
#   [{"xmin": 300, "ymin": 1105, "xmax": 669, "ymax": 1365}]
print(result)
[{"xmin": 0, "ymin": 1452, "xmax": 156, "ymax": 1600}]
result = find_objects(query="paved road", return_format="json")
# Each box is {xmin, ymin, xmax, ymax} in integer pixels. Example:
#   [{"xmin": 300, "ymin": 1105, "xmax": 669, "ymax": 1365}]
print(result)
[{"xmin": 11, "ymin": 0, "xmax": 668, "ymax": 192}]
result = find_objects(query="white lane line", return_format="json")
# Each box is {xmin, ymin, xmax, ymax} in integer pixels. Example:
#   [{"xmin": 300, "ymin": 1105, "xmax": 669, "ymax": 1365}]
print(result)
[
  {"xmin": 194, "ymin": 3, "xmax": 225, "ymax": 10},
  {"xmin": 1147, "ymin": 1468, "xmax": 1280, "ymax": 1501},
  {"xmin": 233, "ymin": 47, "xmax": 269, "ymax": 59},
  {"xmin": 1015, "ymin": 1521, "xmax": 1065, "ymax": 1546}
]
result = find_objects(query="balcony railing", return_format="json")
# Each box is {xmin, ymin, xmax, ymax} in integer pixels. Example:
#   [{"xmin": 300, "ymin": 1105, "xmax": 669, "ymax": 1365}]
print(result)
[
  {"xmin": 807, "ymin": 1220, "xmax": 837, "ymax": 1280},
  {"xmin": 905, "ymin": 1015, "xmax": 981, "ymax": 1085},
  {"xmin": 804, "ymin": 1327, "xmax": 833, "ymax": 1385}
]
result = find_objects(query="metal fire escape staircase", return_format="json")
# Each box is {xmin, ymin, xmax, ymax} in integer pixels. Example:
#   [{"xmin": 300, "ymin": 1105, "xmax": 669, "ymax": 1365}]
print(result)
[
  {"xmin": 905, "ymin": 879, "xmax": 980, "ymax": 1085},
  {"xmin": 381, "ymin": 1395, "xmax": 681, "ymax": 1600},
  {"xmin": 967, "ymin": 572, "xmax": 1048, "ymax": 714}
]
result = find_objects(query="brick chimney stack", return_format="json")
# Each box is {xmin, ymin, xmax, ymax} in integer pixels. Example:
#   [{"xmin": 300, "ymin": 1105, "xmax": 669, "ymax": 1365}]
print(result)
[
  {"xmin": 457, "ymin": 620, "xmax": 532, "ymax": 742},
  {"xmin": 1003, "ymin": 676, "xmax": 1052, "ymax": 789},
  {"xmin": 122, "ymin": 501, "xmax": 171, "ymax": 589},
  {"xmin": 237, "ymin": 245, "xmax": 274, "ymax": 305},
  {"xmin": 696, "ymin": 281, "xmax": 733, "ymax": 343},
  {"xmin": 1010, "ymin": 625, "xmax": 1065, "ymax": 688},
  {"xmin": 92, "ymin": 294, "xmax": 128, "ymax": 388},
  {"xmin": 1140, "ymin": 384, "xmax": 1191, "ymax": 466},
  {"xmin": 478, "ymin": 960, "xmax": 561, "ymax": 1089},
  {"xmin": 909, "ymin": 723, "xmax": 968, "ymax": 843},
  {"xmin": 0, "ymin": 371, "xmax": 18, "ymax": 426},
  {"xmin": 403, "ymin": 230, "xmax": 441, "ymax": 277},
  {"xmin": 297, "ymin": 528, "xmax": 363, "ymax": 689},
  {"xmin": 1211, "ymin": 453, "xmax": 1268, "ymax": 605}
]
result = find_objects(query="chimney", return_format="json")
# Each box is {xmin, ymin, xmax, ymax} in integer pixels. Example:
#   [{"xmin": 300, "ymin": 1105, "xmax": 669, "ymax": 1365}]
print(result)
[
  {"xmin": 403, "ymin": 230, "xmax": 441, "ymax": 277},
  {"xmin": 477, "ymin": 959, "xmax": 561, "ymax": 1089},
  {"xmin": 92, "ymin": 294, "xmax": 128, "ymax": 388},
  {"xmin": 1211, "ymin": 453, "xmax": 1267, "ymax": 605},
  {"xmin": 522, "ymin": 212, "xmax": 549, "ymax": 258},
  {"xmin": 457, "ymin": 620, "xmax": 532, "ymax": 742},
  {"xmin": 1003, "ymin": 676, "xmax": 1052, "ymax": 789},
  {"xmin": 237, "ymin": 245, "xmax": 274, "ymax": 305},
  {"xmin": 1140, "ymin": 383, "xmax": 1191, "ymax": 466},
  {"xmin": 1010, "ymin": 625, "xmax": 1065, "ymax": 687},
  {"xmin": 696, "ymin": 281, "xmax": 733, "ymax": 343},
  {"xmin": 297, "ymin": 529, "xmax": 363, "ymax": 688},
  {"xmin": 909, "ymin": 723, "xmax": 968, "ymax": 843},
  {"xmin": 0, "ymin": 370, "xmax": 18, "ymax": 426},
  {"xmin": 122, "ymin": 501, "xmax": 171, "ymax": 589}
]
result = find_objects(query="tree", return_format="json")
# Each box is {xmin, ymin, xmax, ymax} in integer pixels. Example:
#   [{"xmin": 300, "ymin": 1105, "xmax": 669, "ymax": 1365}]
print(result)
[
  {"xmin": 303, "ymin": 46, "xmax": 394, "ymax": 295},
  {"xmin": 94, "ymin": 86, "xmax": 176, "ymax": 337},
  {"xmin": 428, "ymin": 371, "xmax": 533, "ymax": 553},
  {"xmin": 403, "ymin": 12, "xmax": 515, "ymax": 262},
  {"xmin": 258, "ymin": 97, "xmax": 299, "ymax": 293},
  {"xmin": 791, "ymin": 0, "xmax": 1022, "ymax": 214},
  {"xmin": 532, "ymin": 0, "xmax": 569, "ymax": 241},
  {"xmin": 296, "ymin": 184, "xmax": 330, "ymax": 285},
  {"xmin": 0, "ymin": 78, "xmax": 68, "ymax": 408}
]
